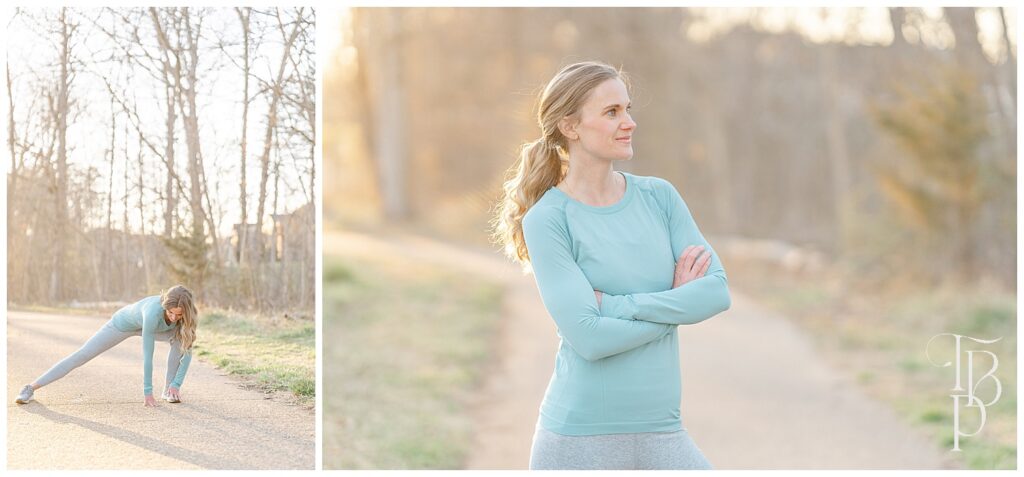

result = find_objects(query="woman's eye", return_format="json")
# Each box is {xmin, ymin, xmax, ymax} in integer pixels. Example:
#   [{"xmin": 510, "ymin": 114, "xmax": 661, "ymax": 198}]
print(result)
[{"xmin": 606, "ymin": 109, "xmax": 616, "ymax": 117}]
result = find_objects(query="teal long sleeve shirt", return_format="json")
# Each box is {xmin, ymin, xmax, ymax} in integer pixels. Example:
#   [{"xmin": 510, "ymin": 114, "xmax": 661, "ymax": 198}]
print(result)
[
  {"xmin": 522, "ymin": 171, "xmax": 731, "ymax": 435},
  {"xmin": 111, "ymin": 295, "xmax": 193, "ymax": 395}
]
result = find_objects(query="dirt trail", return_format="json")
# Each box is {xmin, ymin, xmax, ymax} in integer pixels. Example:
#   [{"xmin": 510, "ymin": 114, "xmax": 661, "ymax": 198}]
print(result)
[
  {"xmin": 325, "ymin": 229, "xmax": 956, "ymax": 470},
  {"xmin": 7, "ymin": 311, "xmax": 314, "ymax": 470}
]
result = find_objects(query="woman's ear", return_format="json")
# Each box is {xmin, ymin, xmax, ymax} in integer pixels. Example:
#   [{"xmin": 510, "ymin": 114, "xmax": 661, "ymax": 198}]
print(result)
[{"xmin": 557, "ymin": 115, "xmax": 578, "ymax": 142}]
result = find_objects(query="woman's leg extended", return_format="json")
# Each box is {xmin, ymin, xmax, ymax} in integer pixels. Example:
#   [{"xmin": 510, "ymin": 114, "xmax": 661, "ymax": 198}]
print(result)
[
  {"xmin": 528, "ymin": 426, "xmax": 637, "ymax": 470},
  {"xmin": 636, "ymin": 428, "xmax": 713, "ymax": 470},
  {"xmin": 32, "ymin": 321, "xmax": 134, "ymax": 388}
]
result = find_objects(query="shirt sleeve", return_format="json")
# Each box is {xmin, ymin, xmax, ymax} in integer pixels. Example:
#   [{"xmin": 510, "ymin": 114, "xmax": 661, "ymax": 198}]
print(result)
[
  {"xmin": 141, "ymin": 301, "xmax": 160, "ymax": 396},
  {"xmin": 599, "ymin": 178, "xmax": 731, "ymax": 325},
  {"xmin": 523, "ymin": 204, "xmax": 675, "ymax": 362}
]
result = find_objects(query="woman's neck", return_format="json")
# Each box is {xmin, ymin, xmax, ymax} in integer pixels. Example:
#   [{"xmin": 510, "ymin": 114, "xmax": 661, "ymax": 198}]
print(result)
[{"xmin": 558, "ymin": 155, "xmax": 623, "ymax": 207}]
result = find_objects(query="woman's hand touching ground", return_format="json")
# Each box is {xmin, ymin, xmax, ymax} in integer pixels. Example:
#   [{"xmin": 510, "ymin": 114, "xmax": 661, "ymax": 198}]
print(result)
[
  {"xmin": 673, "ymin": 245, "xmax": 711, "ymax": 288},
  {"xmin": 144, "ymin": 394, "xmax": 158, "ymax": 407},
  {"xmin": 165, "ymin": 386, "xmax": 182, "ymax": 403}
]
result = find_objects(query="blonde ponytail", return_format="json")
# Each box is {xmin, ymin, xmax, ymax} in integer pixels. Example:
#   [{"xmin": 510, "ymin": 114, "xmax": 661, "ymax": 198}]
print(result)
[
  {"xmin": 492, "ymin": 61, "xmax": 625, "ymax": 266},
  {"xmin": 493, "ymin": 138, "xmax": 565, "ymax": 263}
]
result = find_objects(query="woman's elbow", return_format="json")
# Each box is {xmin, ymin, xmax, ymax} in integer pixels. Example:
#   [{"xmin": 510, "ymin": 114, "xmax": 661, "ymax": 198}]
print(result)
[
  {"xmin": 713, "ymin": 275, "xmax": 731, "ymax": 314},
  {"xmin": 719, "ymin": 290, "xmax": 732, "ymax": 313}
]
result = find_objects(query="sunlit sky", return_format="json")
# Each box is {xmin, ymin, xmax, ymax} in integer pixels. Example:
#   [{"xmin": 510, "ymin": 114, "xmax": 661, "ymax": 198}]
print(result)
[{"xmin": 5, "ymin": 8, "xmax": 313, "ymax": 238}]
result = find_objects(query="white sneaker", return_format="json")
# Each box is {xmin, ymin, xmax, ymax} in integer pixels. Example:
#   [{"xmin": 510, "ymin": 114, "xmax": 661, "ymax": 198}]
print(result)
[
  {"xmin": 161, "ymin": 390, "xmax": 181, "ymax": 403},
  {"xmin": 15, "ymin": 385, "xmax": 34, "ymax": 404}
]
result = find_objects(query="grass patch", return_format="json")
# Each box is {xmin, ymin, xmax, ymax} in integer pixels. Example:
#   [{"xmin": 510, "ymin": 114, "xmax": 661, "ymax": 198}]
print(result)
[
  {"xmin": 192, "ymin": 309, "xmax": 315, "ymax": 405},
  {"xmin": 322, "ymin": 248, "xmax": 503, "ymax": 470},
  {"xmin": 730, "ymin": 258, "xmax": 1016, "ymax": 470}
]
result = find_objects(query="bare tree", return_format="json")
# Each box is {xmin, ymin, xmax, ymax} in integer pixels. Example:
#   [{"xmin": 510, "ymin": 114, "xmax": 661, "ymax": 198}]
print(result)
[
  {"xmin": 9, "ymin": 8, "xmax": 315, "ymax": 311},
  {"xmin": 104, "ymin": 95, "xmax": 116, "ymax": 297},
  {"xmin": 7, "ymin": 61, "xmax": 20, "ymax": 223},
  {"xmin": 237, "ymin": 6, "xmax": 252, "ymax": 264},
  {"xmin": 51, "ymin": 7, "xmax": 76, "ymax": 302},
  {"xmin": 254, "ymin": 8, "xmax": 304, "ymax": 263},
  {"xmin": 363, "ymin": 9, "xmax": 409, "ymax": 220}
]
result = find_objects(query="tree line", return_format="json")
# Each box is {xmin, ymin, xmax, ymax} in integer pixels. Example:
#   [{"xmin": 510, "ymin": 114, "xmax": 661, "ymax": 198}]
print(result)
[
  {"xmin": 7, "ymin": 7, "xmax": 316, "ymax": 313},
  {"xmin": 327, "ymin": 7, "xmax": 1015, "ymax": 288}
]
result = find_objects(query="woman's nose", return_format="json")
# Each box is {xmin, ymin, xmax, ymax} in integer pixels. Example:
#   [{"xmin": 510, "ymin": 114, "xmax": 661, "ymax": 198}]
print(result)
[{"xmin": 622, "ymin": 115, "xmax": 636, "ymax": 130}]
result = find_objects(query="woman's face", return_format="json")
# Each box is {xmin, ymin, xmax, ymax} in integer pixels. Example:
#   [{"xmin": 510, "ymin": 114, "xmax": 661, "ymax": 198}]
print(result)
[
  {"xmin": 567, "ymin": 77, "xmax": 636, "ymax": 162},
  {"xmin": 166, "ymin": 307, "xmax": 184, "ymax": 324}
]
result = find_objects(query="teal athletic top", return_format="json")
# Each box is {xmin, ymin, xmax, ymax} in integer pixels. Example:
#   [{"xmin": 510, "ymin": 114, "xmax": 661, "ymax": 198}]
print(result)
[
  {"xmin": 111, "ymin": 295, "xmax": 193, "ymax": 396},
  {"xmin": 522, "ymin": 171, "xmax": 731, "ymax": 436}
]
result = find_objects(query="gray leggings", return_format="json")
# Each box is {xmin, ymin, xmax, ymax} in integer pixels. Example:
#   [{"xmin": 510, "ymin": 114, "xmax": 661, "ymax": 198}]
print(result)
[
  {"xmin": 33, "ymin": 320, "xmax": 185, "ymax": 390},
  {"xmin": 529, "ymin": 426, "xmax": 713, "ymax": 470}
]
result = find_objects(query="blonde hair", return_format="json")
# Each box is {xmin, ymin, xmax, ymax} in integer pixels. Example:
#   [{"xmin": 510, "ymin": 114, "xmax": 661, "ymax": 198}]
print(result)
[
  {"xmin": 161, "ymin": 284, "xmax": 197, "ymax": 353},
  {"xmin": 492, "ymin": 61, "xmax": 627, "ymax": 264}
]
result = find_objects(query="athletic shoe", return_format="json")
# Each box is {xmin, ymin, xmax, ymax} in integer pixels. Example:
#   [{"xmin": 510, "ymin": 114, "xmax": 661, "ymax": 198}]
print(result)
[
  {"xmin": 15, "ymin": 385, "xmax": 34, "ymax": 404},
  {"xmin": 161, "ymin": 390, "xmax": 181, "ymax": 403}
]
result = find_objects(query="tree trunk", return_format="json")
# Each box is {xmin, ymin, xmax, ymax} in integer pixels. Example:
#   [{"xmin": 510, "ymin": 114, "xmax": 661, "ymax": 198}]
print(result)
[
  {"xmin": 122, "ymin": 118, "xmax": 130, "ymax": 298},
  {"xmin": 52, "ymin": 7, "xmax": 73, "ymax": 302},
  {"xmin": 179, "ymin": 9, "xmax": 208, "ymax": 247},
  {"xmin": 888, "ymin": 7, "xmax": 907, "ymax": 49},
  {"xmin": 150, "ymin": 8, "xmax": 180, "ymax": 238},
  {"xmin": 370, "ymin": 9, "xmax": 409, "ymax": 220},
  {"xmin": 6, "ymin": 62, "xmax": 17, "ymax": 211},
  {"xmin": 945, "ymin": 8, "xmax": 987, "ymax": 68},
  {"xmin": 820, "ymin": 45, "xmax": 852, "ymax": 253},
  {"xmin": 137, "ymin": 130, "xmax": 152, "ymax": 293},
  {"xmin": 237, "ymin": 7, "xmax": 251, "ymax": 265},
  {"xmin": 105, "ymin": 96, "xmax": 116, "ymax": 298}
]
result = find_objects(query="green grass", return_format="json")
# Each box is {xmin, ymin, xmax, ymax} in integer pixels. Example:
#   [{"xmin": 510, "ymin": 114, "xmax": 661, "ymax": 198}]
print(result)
[
  {"xmin": 730, "ymin": 259, "xmax": 1016, "ymax": 470},
  {"xmin": 192, "ymin": 309, "xmax": 315, "ymax": 406},
  {"xmin": 322, "ymin": 250, "xmax": 503, "ymax": 470}
]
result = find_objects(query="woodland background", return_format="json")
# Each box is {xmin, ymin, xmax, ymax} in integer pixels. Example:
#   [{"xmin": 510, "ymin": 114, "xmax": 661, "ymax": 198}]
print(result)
[
  {"xmin": 327, "ymin": 7, "xmax": 1016, "ymax": 291},
  {"xmin": 7, "ymin": 7, "xmax": 316, "ymax": 314}
]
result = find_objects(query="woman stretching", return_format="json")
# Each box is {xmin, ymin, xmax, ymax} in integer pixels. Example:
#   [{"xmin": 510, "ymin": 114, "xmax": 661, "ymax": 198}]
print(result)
[
  {"xmin": 15, "ymin": 285, "xmax": 198, "ymax": 407},
  {"xmin": 494, "ymin": 61, "xmax": 731, "ymax": 470}
]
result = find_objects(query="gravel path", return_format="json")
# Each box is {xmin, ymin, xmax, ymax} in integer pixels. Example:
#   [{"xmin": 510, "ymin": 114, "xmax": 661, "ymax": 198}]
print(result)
[
  {"xmin": 7, "ymin": 311, "xmax": 315, "ymax": 470},
  {"xmin": 327, "ymin": 229, "xmax": 957, "ymax": 470}
]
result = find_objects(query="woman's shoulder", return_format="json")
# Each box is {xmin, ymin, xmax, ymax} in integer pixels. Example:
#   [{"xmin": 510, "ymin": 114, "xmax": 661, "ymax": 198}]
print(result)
[
  {"xmin": 138, "ymin": 295, "xmax": 163, "ymax": 314},
  {"xmin": 524, "ymin": 187, "xmax": 568, "ymax": 221},
  {"xmin": 623, "ymin": 171, "xmax": 676, "ymax": 194},
  {"xmin": 522, "ymin": 188, "xmax": 571, "ymax": 236}
]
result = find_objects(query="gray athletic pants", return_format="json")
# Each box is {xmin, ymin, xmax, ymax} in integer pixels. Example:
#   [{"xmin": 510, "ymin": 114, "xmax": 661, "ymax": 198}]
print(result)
[
  {"xmin": 33, "ymin": 319, "xmax": 185, "ymax": 390},
  {"xmin": 529, "ymin": 425, "xmax": 713, "ymax": 470}
]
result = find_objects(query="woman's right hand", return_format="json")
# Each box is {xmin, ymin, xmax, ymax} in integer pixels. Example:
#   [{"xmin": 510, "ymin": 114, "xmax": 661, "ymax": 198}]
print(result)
[
  {"xmin": 672, "ymin": 245, "xmax": 711, "ymax": 288},
  {"xmin": 144, "ymin": 394, "xmax": 158, "ymax": 407}
]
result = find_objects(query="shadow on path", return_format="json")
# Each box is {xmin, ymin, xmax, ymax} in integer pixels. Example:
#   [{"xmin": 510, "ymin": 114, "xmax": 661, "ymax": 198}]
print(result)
[{"xmin": 19, "ymin": 402, "xmax": 249, "ymax": 469}]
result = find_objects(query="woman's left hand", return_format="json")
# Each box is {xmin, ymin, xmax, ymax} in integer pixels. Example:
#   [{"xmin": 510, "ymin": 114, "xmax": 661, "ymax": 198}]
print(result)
[
  {"xmin": 673, "ymin": 245, "xmax": 711, "ymax": 288},
  {"xmin": 166, "ymin": 386, "xmax": 181, "ymax": 401}
]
